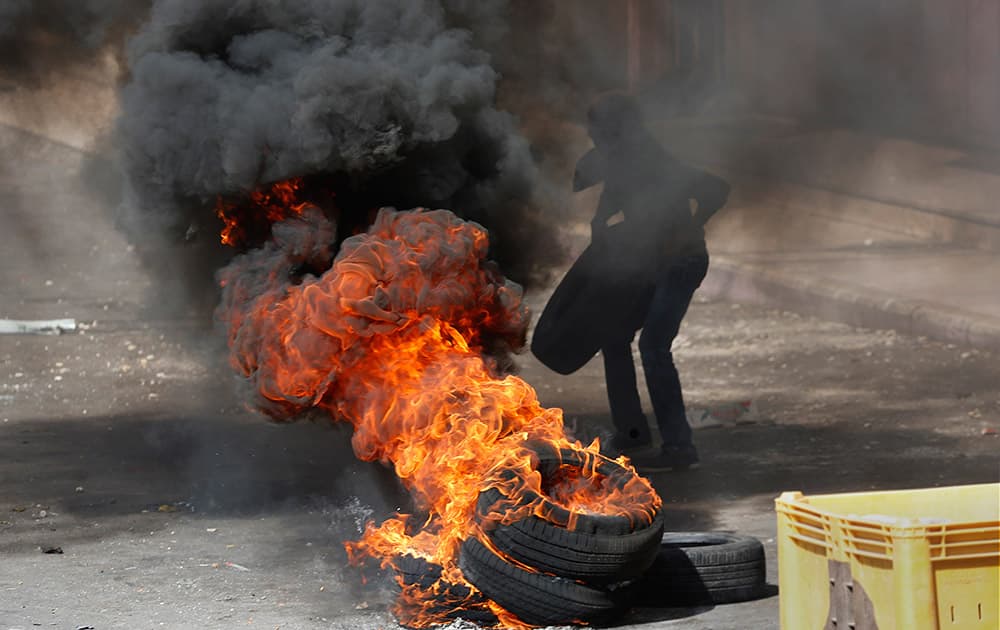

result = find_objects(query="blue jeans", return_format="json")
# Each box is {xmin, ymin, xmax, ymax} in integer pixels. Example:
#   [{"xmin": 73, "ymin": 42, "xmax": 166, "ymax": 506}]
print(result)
[{"xmin": 602, "ymin": 253, "xmax": 709, "ymax": 448}]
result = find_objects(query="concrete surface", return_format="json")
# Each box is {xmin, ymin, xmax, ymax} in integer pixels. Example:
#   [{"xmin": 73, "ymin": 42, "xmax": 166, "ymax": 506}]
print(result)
[{"xmin": 2, "ymin": 116, "xmax": 999, "ymax": 630}]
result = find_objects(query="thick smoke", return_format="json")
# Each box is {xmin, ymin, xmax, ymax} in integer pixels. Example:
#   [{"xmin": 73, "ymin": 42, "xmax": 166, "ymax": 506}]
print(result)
[
  {"xmin": 0, "ymin": 0, "xmax": 147, "ymax": 83},
  {"xmin": 117, "ymin": 0, "xmax": 563, "ymax": 311}
]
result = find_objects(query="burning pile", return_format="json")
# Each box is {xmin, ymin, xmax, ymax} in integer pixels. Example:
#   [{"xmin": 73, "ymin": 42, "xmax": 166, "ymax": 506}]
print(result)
[
  {"xmin": 118, "ymin": 2, "xmax": 661, "ymax": 625},
  {"xmin": 214, "ymin": 183, "xmax": 662, "ymax": 627}
]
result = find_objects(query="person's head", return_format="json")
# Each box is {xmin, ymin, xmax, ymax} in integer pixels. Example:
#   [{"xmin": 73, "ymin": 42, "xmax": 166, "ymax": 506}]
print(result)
[{"xmin": 586, "ymin": 92, "xmax": 645, "ymax": 151}]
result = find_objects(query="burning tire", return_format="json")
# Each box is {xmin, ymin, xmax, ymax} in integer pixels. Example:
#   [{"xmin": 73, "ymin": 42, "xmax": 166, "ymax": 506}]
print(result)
[
  {"xmin": 392, "ymin": 555, "xmax": 498, "ymax": 625},
  {"xmin": 458, "ymin": 536, "xmax": 636, "ymax": 627},
  {"xmin": 475, "ymin": 442, "xmax": 663, "ymax": 584},
  {"xmin": 636, "ymin": 532, "xmax": 768, "ymax": 606}
]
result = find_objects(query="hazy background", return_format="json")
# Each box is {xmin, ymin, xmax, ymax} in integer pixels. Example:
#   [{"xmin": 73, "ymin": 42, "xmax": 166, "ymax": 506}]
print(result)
[{"xmin": 2, "ymin": 0, "xmax": 997, "ymax": 320}]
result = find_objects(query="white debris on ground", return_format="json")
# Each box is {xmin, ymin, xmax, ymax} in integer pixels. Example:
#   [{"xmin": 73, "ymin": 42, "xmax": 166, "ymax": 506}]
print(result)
[
  {"xmin": 0, "ymin": 319, "xmax": 77, "ymax": 335},
  {"xmin": 687, "ymin": 399, "xmax": 759, "ymax": 429}
]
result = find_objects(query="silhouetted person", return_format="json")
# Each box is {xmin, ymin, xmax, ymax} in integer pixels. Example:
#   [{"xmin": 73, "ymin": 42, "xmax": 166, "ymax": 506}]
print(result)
[{"xmin": 574, "ymin": 93, "xmax": 729, "ymax": 472}]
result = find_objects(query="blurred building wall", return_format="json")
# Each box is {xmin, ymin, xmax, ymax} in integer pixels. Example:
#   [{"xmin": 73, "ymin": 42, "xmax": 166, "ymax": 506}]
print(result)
[{"xmin": 574, "ymin": 0, "xmax": 1000, "ymax": 150}]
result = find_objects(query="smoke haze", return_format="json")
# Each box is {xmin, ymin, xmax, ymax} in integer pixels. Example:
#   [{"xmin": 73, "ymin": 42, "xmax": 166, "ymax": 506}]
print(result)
[{"xmin": 0, "ymin": 0, "xmax": 147, "ymax": 84}]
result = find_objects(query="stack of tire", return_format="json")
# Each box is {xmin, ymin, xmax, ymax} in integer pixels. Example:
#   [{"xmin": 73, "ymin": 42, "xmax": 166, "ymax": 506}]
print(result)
[
  {"xmin": 392, "ymin": 440, "xmax": 768, "ymax": 627},
  {"xmin": 457, "ymin": 442, "xmax": 665, "ymax": 626}
]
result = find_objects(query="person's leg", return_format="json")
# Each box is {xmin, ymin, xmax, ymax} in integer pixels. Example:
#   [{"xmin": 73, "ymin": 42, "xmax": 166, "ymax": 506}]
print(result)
[
  {"xmin": 638, "ymin": 276, "xmax": 694, "ymax": 447},
  {"xmin": 633, "ymin": 254, "xmax": 708, "ymax": 469},
  {"xmin": 601, "ymin": 338, "xmax": 652, "ymax": 450}
]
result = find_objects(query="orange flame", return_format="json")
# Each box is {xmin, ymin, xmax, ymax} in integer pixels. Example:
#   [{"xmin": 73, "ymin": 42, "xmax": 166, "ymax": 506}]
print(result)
[
  {"xmin": 216, "ymin": 194, "xmax": 661, "ymax": 628},
  {"xmin": 215, "ymin": 177, "xmax": 312, "ymax": 247}
]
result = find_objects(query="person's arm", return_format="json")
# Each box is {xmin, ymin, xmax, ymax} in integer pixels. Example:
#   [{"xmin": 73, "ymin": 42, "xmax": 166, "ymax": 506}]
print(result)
[
  {"xmin": 689, "ymin": 171, "xmax": 730, "ymax": 227},
  {"xmin": 590, "ymin": 194, "xmax": 618, "ymax": 245},
  {"xmin": 573, "ymin": 148, "xmax": 616, "ymax": 244}
]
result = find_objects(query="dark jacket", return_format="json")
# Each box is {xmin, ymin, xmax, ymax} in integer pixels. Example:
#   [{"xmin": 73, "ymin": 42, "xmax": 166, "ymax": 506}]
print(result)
[{"xmin": 574, "ymin": 135, "xmax": 729, "ymax": 260}]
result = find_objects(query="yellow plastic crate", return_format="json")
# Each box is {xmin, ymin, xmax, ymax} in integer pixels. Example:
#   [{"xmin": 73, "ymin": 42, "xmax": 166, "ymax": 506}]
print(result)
[{"xmin": 776, "ymin": 483, "xmax": 999, "ymax": 630}]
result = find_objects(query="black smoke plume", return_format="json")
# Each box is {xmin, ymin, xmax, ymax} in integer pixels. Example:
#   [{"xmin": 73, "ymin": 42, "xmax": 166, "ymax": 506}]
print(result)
[{"xmin": 116, "ymin": 0, "xmax": 563, "ymax": 313}]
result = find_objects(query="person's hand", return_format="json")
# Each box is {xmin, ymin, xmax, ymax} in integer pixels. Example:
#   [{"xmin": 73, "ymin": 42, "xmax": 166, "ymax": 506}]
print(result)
[{"xmin": 693, "ymin": 175, "xmax": 731, "ymax": 226}]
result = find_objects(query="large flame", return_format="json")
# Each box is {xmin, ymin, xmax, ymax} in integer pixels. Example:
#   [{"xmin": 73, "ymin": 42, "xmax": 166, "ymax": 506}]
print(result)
[{"xmin": 215, "ymin": 183, "xmax": 661, "ymax": 628}]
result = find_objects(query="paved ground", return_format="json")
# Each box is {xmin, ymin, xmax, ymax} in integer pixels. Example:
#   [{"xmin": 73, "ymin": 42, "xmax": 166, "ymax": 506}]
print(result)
[{"xmin": 2, "ymin": 120, "xmax": 999, "ymax": 630}]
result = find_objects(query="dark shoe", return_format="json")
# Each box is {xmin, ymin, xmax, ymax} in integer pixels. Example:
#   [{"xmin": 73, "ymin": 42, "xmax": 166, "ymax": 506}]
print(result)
[
  {"xmin": 603, "ymin": 429, "xmax": 654, "ymax": 458},
  {"xmin": 630, "ymin": 444, "xmax": 700, "ymax": 473},
  {"xmin": 614, "ymin": 426, "xmax": 653, "ymax": 448},
  {"xmin": 617, "ymin": 441, "xmax": 660, "ymax": 459}
]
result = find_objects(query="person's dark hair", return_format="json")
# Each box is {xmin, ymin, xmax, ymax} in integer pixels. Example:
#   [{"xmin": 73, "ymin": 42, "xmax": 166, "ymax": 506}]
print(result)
[{"xmin": 586, "ymin": 92, "xmax": 644, "ymax": 140}]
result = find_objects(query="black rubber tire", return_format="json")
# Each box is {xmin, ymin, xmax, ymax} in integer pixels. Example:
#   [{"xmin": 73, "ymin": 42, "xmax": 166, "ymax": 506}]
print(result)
[
  {"xmin": 637, "ymin": 532, "xmax": 767, "ymax": 606},
  {"xmin": 478, "ymin": 486, "xmax": 664, "ymax": 584},
  {"xmin": 459, "ymin": 536, "xmax": 635, "ymax": 627},
  {"xmin": 530, "ymin": 225, "xmax": 654, "ymax": 375},
  {"xmin": 391, "ymin": 554, "xmax": 497, "ymax": 626},
  {"xmin": 476, "ymin": 441, "xmax": 663, "ymax": 583}
]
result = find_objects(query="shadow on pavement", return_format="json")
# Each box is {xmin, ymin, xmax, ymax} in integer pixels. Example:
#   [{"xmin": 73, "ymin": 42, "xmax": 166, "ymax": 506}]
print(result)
[
  {"xmin": 569, "ymin": 412, "xmax": 998, "ymax": 511},
  {"xmin": 4, "ymin": 408, "xmax": 996, "ymax": 551},
  {"xmin": 1, "ymin": 411, "xmax": 411, "ymax": 551}
]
